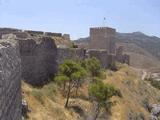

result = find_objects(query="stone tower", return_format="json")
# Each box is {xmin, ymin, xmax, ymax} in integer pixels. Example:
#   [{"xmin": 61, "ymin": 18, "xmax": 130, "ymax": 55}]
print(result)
[{"xmin": 89, "ymin": 27, "xmax": 116, "ymax": 54}]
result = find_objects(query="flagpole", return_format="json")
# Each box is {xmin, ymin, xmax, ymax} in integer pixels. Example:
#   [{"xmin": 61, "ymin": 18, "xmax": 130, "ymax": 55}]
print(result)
[{"xmin": 103, "ymin": 17, "xmax": 106, "ymax": 27}]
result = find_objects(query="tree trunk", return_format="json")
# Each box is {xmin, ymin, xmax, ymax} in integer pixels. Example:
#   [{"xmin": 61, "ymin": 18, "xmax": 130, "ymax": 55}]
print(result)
[
  {"xmin": 75, "ymin": 80, "xmax": 80, "ymax": 96},
  {"xmin": 86, "ymin": 102, "xmax": 100, "ymax": 120},
  {"xmin": 76, "ymin": 86, "xmax": 79, "ymax": 96},
  {"xmin": 65, "ymin": 81, "xmax": 71, "ymax": 108},
  {"xmin": 94, "ymin": 102, "xmax": 100, "ymax": 120}
]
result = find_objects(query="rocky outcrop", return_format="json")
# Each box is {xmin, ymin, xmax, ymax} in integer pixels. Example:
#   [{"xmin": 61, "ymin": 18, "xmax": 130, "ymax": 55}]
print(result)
[
  {"xmin": 150, "ymin": 104, "xmax": 160, "ymax": 120},
  {"xmin": 18, "ymin": 37, "xmax": 58, "ymax": 85},
  {"xmin": 0, "ymin": 38, "xmax": 21, "ymax": 120}
]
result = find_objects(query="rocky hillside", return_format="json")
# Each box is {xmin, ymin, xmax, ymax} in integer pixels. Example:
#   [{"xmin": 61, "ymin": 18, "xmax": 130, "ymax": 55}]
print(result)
[
  {"xmin": 116, "ymin": 32, "xmax": 160, "ymax": 59},
  {"xmin": 74, "ymin": 32, "xmax": 160, "ymax": 70},
  {"xmin": 22, "ymin": 65, "xmax": 160, "ymax": 120}
]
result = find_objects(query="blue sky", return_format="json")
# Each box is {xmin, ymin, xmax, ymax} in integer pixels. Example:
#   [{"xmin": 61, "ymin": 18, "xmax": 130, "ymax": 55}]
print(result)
[{"xmin": 0, "ymin": 0, "xmax": 160, "ymax": 39}]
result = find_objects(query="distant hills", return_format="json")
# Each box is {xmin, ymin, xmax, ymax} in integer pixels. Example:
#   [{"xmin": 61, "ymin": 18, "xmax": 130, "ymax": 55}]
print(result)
[{"xmin": 74, "ymin": 32, "xmax": 160, "ymax": 70}]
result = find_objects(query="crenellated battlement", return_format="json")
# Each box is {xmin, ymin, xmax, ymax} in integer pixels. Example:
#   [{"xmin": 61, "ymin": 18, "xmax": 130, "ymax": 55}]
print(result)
[
  {"xmin": 24, "ymin": 30, "xmax": 44, "ymax": 35},
  {"xmin": 45, "ymin": 32, "xmax": 62, "ymax": 37},
  {"xmin": 0, "ymin": 27, "xmax": 69, "ymax": 39},
  {"xmin": 90, "ymin": 27, "xmax": 116, "ymax": 33}
]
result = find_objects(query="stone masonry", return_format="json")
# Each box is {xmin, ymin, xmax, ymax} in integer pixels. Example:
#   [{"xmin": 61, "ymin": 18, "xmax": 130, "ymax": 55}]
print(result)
[
  {"xmin": 90, "ymin": 27, "xmax": 116, "ymax": 54},
  {"xmin": 0, "ymin": 38, "xmax": 21, "ymax": 120},
  {"xmin": 88, "ymin": 49, "xmax": 109, "ymax": 68},
  {"xmin": 0, "ymin": 28, "xmax": 71, "ymax": 85},
  {"xmin": 0, "ymin": 27, "xmax": 129, "ymax": 86},
  {"xmin": 57, "ymin": 48, "xmax": 86, "ymax": 65},
  {"xmin": 18, "ymin": 36, "xmax": 58, "ymax": 85},
  {"xmin": 0, "ymin": 27, "xmax": 130, "ymax": 120},
  {"xmin": 89, "ymin": 27, "xmax": 130, "ymax": 67},
  {"xmin": 0, "ymin": 28, "xmax": 67, "ymax": 40},
  {"xmin": 116, "ymin": 46, "xmax": 130, "ymax": 64}
]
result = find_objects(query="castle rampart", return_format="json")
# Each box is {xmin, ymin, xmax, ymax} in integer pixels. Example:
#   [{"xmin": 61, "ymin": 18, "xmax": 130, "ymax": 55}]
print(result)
[
  {"xmin": 57, "ymin": 48, "xmax": 86, "ymax": 65},
  {"xmin": 24, "ymin": 30, "xmax": 44, "ymax": 36},
  {"xmin": 87, "ymin": 49, "xmax": 116, "ymax": 68},
  {"xmin": 45, "ymin": 32, "xmax": 62, "ymax": 37},
  {"xmin": 0, "ymin": 28, "xmax": 22, "ymax": 39},
  {"xmin": 18, "ymin": 36, "xmax": 58, "ymax": 85},
  {"xmin": 0, "ymin": 38, "xmax": 21, "ymax": 120}
]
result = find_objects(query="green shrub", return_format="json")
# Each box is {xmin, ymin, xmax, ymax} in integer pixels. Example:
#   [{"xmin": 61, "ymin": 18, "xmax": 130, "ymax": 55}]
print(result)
[
  {"xmin": 88, "ymin": 81, "xmax": 121, "ymax": 118},
  {"xmin": 141, "ymin": 97, "xmax": 150, "ymax": 112},
  {"xmin": 108, "ymin": 62, "xmax": 118, "ymax": 71},
  {"xmin": 150, "ymin": 80, "xmax": 160, "ymax": 90},
  {"xmin": 89, "ymin": 80, "xmax": 121, "ymax": 107},
  {"xmin": 55, "ymin": 59, "xmax": 87, "ymax": 107},
  {"xmin": 85, "ymin": 57, "xmax": 101, "ymax": 78},
  {"xmin": 98, "ymin": 69, "xmax": 106, "ymax": 79}
]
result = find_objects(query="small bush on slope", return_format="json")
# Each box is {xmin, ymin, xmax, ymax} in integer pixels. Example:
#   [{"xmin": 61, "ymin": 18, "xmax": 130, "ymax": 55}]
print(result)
[{"xmin": 88, "ymin": 80, "xmax": 121, "ymax": 119}]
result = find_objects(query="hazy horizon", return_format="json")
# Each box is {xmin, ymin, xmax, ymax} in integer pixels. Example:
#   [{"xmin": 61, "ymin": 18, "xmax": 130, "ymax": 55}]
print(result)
[{"xmin": 0, "ymin": 0, "xmax": 160, "ymax": 39}]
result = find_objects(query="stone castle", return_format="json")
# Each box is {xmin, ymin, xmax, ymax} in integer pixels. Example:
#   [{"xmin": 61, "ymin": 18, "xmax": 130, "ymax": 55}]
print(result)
[
  {"xmin": 0, "ymin": 26, "xmax": 129, "ymax": 120},
  {"xmin": 88, "ymin": 27, "xmax": 129, "ymax": 68}
]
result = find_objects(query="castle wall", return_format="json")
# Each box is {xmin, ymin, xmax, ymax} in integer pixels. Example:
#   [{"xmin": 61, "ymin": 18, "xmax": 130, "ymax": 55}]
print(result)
[
  {"xmin": 88, "ymin": 50, "xmax": 116, "ymax": 68},
  {"xmin": 57, "ymin": 48, "xmax": 86, "ymax": 65},
  {"xmin": 19, "ymin": 37, "xmax": 58, "ymax": 85},
  {"xmin": 122, "ymin": 54, "xmax": 130, "ymax": 65},
  {"xmin": 45, "ymin": 32, "xmax": 62, "ymax": 37},
  {"xmin": 0, "ymin": 28, "xmax": 22, "ymax": 39},
  {"xmin": 0, "ymin": 28, "xmax": 65, "ymax": 39},
  {"xmin": 90, "ymin": 27, "xmax": 116, "ymax": 54},
  {"xmin": 116, "ymin": 54, "xmax": 130, "ymax": 65},
  {"xmin": 0, "ymin": 39, "xmax": 21, "ymax": 120},
  {"xmin": 89, "ymin": 26, "xmax": 130, "ymax": 66},
  {"xmin": 116, "ymin": 46, "xmax": 123, "ymax": 56},
  {"xmin": 88, "ymin": 50, "xmax": 108, "ymax": 68},
  {"xmin": 116, "ymin": 46, "xmax": 130, "ymax": 65},
  {"xmin": 24, "ymin": 30, "xmax": 44, "ymax": 36}
]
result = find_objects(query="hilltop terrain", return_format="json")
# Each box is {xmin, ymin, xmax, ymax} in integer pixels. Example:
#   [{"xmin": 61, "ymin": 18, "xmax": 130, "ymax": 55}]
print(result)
[
  {"xmin": 74, "ymin": 32, "xmax": 160, "ymax": 70},
  {"xmin": 22, "ymin": 64, "xmax": 160, "ymax": 120}
]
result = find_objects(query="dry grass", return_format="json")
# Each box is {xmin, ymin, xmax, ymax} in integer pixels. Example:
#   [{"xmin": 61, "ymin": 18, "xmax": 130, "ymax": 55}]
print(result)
[
  {"xmin": 104, "ymin": 65, "xmax": 160, "ymax": 120},
  {"xmin": 22, "ymin": 64, "xmax": 160, "ymax": 120},
  {"xmin": 22, "ymin": 82, "xmax": 80, "ymax": 120},
  {"xmin": 52, "ymin": 36, "xmax": 72, "ymax": 47}
]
